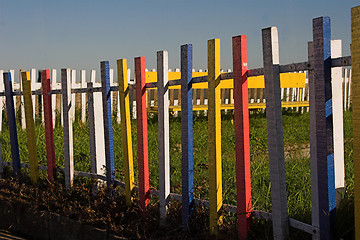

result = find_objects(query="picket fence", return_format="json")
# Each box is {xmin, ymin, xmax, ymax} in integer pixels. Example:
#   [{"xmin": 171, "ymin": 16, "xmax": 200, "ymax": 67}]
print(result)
[
  {"xmin": 2, "ymin": 63, "xmax": 352, "ymax": 129},
  {"xmin": 0, "ymin": 8, "xmax": 360, "ymax": 240}
]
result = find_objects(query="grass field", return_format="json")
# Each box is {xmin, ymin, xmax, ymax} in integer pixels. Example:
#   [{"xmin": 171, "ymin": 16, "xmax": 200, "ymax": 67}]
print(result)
[{"xmin": 0, "ymin": 108, "xmax": 355, "ymax": 239}]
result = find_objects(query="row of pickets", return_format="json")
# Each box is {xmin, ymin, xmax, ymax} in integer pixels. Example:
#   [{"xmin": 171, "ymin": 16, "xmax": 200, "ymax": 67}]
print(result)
[
  {"xmin": 0, "ymin": 65, "xmax": 353, "ymax": 128},
  {"xmin": 0, "ymin": 7, "xmax": 359, "ymax": 240}
]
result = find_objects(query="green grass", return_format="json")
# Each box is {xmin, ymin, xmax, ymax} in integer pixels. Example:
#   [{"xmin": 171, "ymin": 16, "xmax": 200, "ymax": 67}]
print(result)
[{"xmin": 0, "ymin": 108, "xmax": 355, "ymax": 238}]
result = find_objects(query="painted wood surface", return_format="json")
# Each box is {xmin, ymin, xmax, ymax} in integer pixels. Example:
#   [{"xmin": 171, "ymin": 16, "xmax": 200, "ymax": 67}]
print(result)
[
  {"xmin": 87, "ymin": 78, "xmax": 97, "ymax": 193},
  {"xmin": 109, "ymin": 69, "xmax": 120, "ymax": 124},
  {"xmin": 17, "ymin": 71, "xmax": 26, "ymax": 130},
  {"xmin": 308, "ymin": 41, "xmax": 321, "ymax": 240},
  {"xmin": 3, "ymin": 72, "xmax": 21, "ymax": 176},
  {"xmin": 145, "ymin": 71, "xmax": 305, "ymax": 89},
  {"xmin": 101, "ymin": 61, "xmax": 115, "ymax": 187},
  {"xmin": 115, "ymin": 68, "xmax": 121, "ymax": 124},
  {"xmin": 351, "ymin": 6, "xmax": 360, "ymax": 240},
  {"xmin": 71, "ymin": 70, "xmax": 77, "ymax": 121},
  {"xmin": 232, "ymin": 35, "xmax": 252, "ymax": 239},
  {"xmin": 135, "ymin": 57, "xmax": 150, "ymax": 213},
  {"xmin": 21, "ymin": 71, "xmax": 39, "ymax": 185},
  {"xmin": 208, "ymin": 39, "xmax": 222, "ymax": 235},
  {"xmin": 157, "ymin": 50, "xmax": 170, "ymax": 222},
  {"xmin": 42, "ymin": 70, "xmax": 56, "ymax": 182},
  {"xmin": 118, "ymin": 59, "xmax": 135, "ymax": 205},
  {"xmin": 81, "ymin": 70, "xmax": 87, "ymax": 123},
  {"xmin": 88, "ymin": 70, "xmax": 106, "ymax": 188},
  {"xmin": 10, "ymin": 70, "xmax": 17, "ymax": 115},
  {"xmin": 262, "ymin": 27, "xmax": 289, "ymax": 239},
  {"xmin": 51, "ymin": 69, "xmax": 58, "ymax": 128},
  {"xmin": 330, "ymin": 40, "xmax": 345, "ymax": 203},
  {"xmin": 92, "ymin": 70, "xmax": 106, "ymax": 178},
  {"xmin": 62, "ymin": 68, "xmax": 74, "ymax": 190},
  {"xmin": 311, "ymin": 17, "xmax": 335, "ymax": 240},
  {"xmin": 180, "ymin": 44, "xmax": 193, "ymax": 230},
  {"xmin": 0, "ymin": 71, "xmax": 4, "ymax": 132},
  {"xmin": 30, "ymin": 69, "xmax": 38, "ymax": 119}
]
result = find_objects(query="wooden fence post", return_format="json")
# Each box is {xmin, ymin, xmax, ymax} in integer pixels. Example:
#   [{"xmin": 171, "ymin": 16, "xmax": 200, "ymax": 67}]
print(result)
[
  {"xmin": 308, "ymin": 41, "xmax": 321, "ymax": 239},
  {"xmin": 87, "ymin": 75, "xmax": 96, "ymax": 193},
  {"xmin": 208, "ymin": 38, "xmax": 223, "ymax": 236},
  {"xmin": 181, "ymin": 44, "xmax": 193, "ymax": 230},
  {"xmin": 101, "ymin": 61, "xmax": 115, "ymax": 187},
  {"xmin": 62, "ymin": 68, "xmax": 74, "ymax": 190},
  {"xmin": 351, "ymin": 6, "xmax": 360, "ymax": 240},
  {"xmin": 0, "ymin": 71, "xmax": 4, "ymax": 132},
  {"xmin": 157, "ymin": 50, "xmax": 170, "ymax": 222},
  {"xmin": 118, "ymin": 59, "xmax": 135, "ymax": 205},
  {"xmin": 18, "ymin": 71, "xmax": 26, "ymax": 130},
  {"xmin": 330, "ymin": 39, "xmax": 345, "ymax": 203},
  {"xmin": 81, "ymin": 70, "xmax": 87, "ymax": 123},
  {"xmin": 51, "ymin": 69, "xmax": 57, "ymax": 128},
  {"xmin": 88, "ymin": 70, "xmax": 106, "ymax": 191},
  {"xmin": 42, "ymin": 70, "xmax": 56, "ymax": 182},
  {"xmin": 30, "ymin": 69, "xmax": 37, "ymax": 119},
  {"xmin": 262, "ymin": 27, "xmax": 289, "ymax": 239},
  {"xmin": 21, "ymin": 71, "xmax": 39, "ymax": 185},
  {"xmin": 310, "ymin": 16, "xmax": 335, "ymax": 240},
  {"xmin": 135, "ymin": 57, "xmax": 150, "ymax": 213},
  {"xmin": 3, "ymin": 72, "xmax": 21, "ymax": 176},
  {"xmin": 109, "ymin": 69, "xmax": 117, "ymax": 122},
  {"xmin": 116, "ymin": 68, "xmax": 122, "ymax": 124},
  {"xmin": 232, "ymin": 35, "xmax": 252, "ymax": 239},
  {"xmin": 10, "ymin": 70, "xmax": 17, "ymax": 115}
]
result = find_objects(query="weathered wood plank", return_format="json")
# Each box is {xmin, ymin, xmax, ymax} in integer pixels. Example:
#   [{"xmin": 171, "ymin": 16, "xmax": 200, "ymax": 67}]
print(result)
[
  {"xmin": 71, "ymin": 70, "xmax": 77, "ymax": 121},
  {"xmin": 51, "ymin": 69, "xmax": 58, "ymax": 128},
  {"xmin": 180, "ymin": 44, "xmax": 193, "ymax": 230},
  {"xmin": 157, "ymin": 51, "xmax": 170, "ymax": 222},
  {"xmin": 62, "ymin": 68, "xmax": 74, "ymax": 190},
  {"xmin": 42, "ymin": 70, "xmax": 56, "ymax": 182},
  {"xmin": 310, "ymin": 16, "xmax": 335, "ymax": 240},
  {"xmin": 80, "ymin": 70, "xmax": 87, "ymax": 123},
  {"xmin": 208, "ymin": 38, "xmax": 222, "ymax": 236},
  {"xmin": 135, "ymin": 57, "xmax": 150, "ymax": 214},
  {"xmin": 30, "ymin": 69, "xmax": 38, "ymax": 119},
  {"xmin": 3, "ymin": 72, "xmax": 21, "ymax": 176},
  {"xmin": 101, "ymin": 61, "xmax": 115, "ymax": 187},
  {"xmin": 21, "ymin": 71, "xmax": 39, "ymax": 184},
  {"xmin": 232, "ymin": 35, "xmax": 252, "ymax": 239},
  {"xmin": 88, "ymin": 70, "xmax": 106, "ymax": 192},
  {"xmin": 0, "ymin": 70, "xmax": 3, "ymax": 132},
  {"xmin": 118, "ymin": 59, "xmax": 135, "ymax": 205},
  {"xmin": 262, "ymin": 27, "xmax": 289, "ymax": 239},
  {"xmin": 351, "ymin": 6, "xmax": 360, "ymax": 240},
  {"xmin": 330, "ymin": 40, "xmax": 345, "ymax": 204}
]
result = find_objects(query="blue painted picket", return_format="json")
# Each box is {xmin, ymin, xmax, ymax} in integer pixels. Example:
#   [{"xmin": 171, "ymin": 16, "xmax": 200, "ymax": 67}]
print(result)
[
  {"xmin": 3, "ymin": 72, "xmax": 20, "ymax": 175},
  {"xmin": 310, "ymin": 16, "xmax": 336, "ymax": 239},
  {"xmin": 101, "ymin": 61, "xmax": 115, "ymax": 187},
  {"xmin": 180, "ymin": 44, "xmax": 194, "ymax": 230}
]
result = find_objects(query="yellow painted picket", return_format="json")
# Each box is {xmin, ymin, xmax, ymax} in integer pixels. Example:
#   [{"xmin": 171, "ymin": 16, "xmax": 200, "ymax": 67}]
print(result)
[
  {"xmin": 207, "ymin": 39, "xmax": 223, "ymax": 235},
  {"xmin": 21, "ymin": 71, "xmax": 39, "ymax": 185},
  {"xmin": 118, "ymin": 59, "xmax": 135, "ymax": 205}
]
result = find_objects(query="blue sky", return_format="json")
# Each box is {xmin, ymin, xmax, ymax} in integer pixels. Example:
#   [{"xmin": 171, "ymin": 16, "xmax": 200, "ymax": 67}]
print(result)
[{"xmin": 0, "ymin": 0, "xmax": 359, "ymax": 76}]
